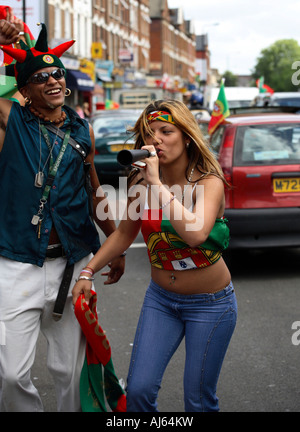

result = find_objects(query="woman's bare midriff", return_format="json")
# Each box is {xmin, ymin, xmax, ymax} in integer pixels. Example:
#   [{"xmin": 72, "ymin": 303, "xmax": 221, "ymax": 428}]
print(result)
[{"xmin": 151, "ymin": 257, "xmax": 231, "ymax": 295}]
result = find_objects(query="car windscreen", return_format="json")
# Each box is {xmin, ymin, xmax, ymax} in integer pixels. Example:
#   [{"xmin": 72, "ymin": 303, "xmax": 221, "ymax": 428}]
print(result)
[
  {"xmin": 92, "ymin": 115, "xmax": 138, "ymax": 136},
  {"xmin": 227, "ymin": 100, "xmax": 252, "ymax": 108},
  {"xmin": 234, "ymin": 123, "xmax": 300, "ymax": 166},
  {"xmin": 271, "ymin": 97, "xmax": 300, "ymax": 107}
]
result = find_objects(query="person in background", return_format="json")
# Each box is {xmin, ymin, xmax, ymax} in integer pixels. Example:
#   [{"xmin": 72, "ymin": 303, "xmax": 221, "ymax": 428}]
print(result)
[
  {"xmin": 0, "ymin": 20, "xmax": 125, "ymax": 412},
  {"xmin": 83, "ymin": 102, "xmax": 90, "ymax": 119},
  {"xmin": 72, "ymin": 99, "xmax": 237, "ymax": 412},
  {"xmin": 76, "ymin": 104, "xmax": 85, "ymax": 118}
]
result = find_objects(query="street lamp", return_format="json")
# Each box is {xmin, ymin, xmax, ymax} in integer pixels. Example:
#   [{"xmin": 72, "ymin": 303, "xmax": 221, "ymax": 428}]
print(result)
[
  {"xmin": 22, "ymin": 0, "xmax": 26, "ymax": 24},
  {"xmin": 202, "ymin": 22, "xmax": 219, "ymax": 35}
]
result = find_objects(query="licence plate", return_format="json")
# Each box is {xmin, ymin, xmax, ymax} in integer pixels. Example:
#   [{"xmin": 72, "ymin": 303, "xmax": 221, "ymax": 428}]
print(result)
[
  {"xmin": 273, "ymin": 177, "xmax": 300, "ymax": 193},
  {"xmin": 110, "ymin": 143, "xmax": 134, "ymax": 152}
]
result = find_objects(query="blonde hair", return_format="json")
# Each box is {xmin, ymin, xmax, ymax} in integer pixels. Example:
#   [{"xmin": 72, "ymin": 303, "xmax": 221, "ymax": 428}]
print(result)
[{"xmin": 128, "ymin": 99, "xmax": 227, "ymax": 184}]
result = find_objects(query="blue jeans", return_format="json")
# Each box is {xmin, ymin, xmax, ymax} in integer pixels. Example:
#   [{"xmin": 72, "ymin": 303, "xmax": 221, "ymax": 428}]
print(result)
[{"xmin": 126, "ymin": 280, "xmax": 237, "ymax": 412}]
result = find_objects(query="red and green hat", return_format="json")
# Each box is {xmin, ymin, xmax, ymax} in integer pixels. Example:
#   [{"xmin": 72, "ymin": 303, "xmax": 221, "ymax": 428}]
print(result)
[{"xmin": 0, "ymin": 23, "xmax": 75, "ymax": 89}]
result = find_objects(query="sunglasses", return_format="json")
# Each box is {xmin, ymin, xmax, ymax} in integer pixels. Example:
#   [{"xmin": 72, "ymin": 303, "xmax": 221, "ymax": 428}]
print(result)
[{"xmin": 26, "ymin": 68, "xmax": 66, "ymax": 84}]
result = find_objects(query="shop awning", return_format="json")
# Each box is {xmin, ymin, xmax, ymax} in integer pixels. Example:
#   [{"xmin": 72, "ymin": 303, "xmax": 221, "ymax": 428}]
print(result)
[
  {"xmin": 97, "ymin": 73, "xmax": 113, "ymax": 82},
  {"xmin": 66, "ymin": 70, "xmax": 94, "ymax": 92}
]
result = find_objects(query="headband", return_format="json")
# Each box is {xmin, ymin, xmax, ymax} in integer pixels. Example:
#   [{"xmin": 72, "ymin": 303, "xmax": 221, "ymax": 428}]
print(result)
[{"xmin": 147, "ymin": 110, "xmax": 175, "ymax": 125}]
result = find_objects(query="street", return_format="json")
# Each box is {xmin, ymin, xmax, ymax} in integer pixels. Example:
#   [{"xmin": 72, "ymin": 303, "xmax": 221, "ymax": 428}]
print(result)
[{"xmin": 32, "ymin": 223, "xmax": 300, "ymax": 412}]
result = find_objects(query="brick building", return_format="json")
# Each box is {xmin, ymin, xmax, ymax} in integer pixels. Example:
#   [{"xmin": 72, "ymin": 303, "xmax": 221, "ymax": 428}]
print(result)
[
  {"xmin": 149, "ymin": 0, "xmax": 196, "ymax": 92},
  {"xmin": 45, "ymin": 0, "xmax": 197, "ymax": 106}
]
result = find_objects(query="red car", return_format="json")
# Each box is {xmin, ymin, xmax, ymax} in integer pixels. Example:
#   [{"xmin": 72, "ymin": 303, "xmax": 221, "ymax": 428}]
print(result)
[{"xmin": 210, "ymin": 111, "xmax": 300, "ymax": 248}]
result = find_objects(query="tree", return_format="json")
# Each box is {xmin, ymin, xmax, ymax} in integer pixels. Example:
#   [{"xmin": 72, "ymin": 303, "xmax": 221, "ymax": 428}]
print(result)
[
  {"xmin": 252, "ymin": 39, "xmax": 300, "ymax": 92},
  {"xmin": 221, "ymin": 70, "xmax": 238, "ymax": 86}
]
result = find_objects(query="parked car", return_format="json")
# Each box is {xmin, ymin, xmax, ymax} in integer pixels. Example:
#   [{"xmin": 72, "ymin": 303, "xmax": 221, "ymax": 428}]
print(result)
[
  {"xmin": 210, "ymin": 110, "xmax": 300, "ymax": 249},
  {"xmin": 251, "ymin": 92, "xmax": 300, "ymax": 108},
  {"xmin": 90, "ymin": 109, "xmax": 141, "ymax": 181},
  {"xmin": 268, "ymin": 92, "xmax": 300, "ymax": 108}
]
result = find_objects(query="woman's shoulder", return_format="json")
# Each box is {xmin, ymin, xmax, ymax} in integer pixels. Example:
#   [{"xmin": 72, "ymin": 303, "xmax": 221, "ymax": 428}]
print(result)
[
  {"xmin": 127, "ymin": 169, "xmax": 147, "ymax": 188},
  {"xmin": 194, "ymin": 171, "xmax": 224, "ymax": 189}
]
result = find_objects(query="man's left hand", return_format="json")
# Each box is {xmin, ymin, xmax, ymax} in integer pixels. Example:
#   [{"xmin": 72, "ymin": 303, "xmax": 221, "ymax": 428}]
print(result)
[{"xmin": 101, "ymin": 255, "xmax": 125, "ymax": 284}]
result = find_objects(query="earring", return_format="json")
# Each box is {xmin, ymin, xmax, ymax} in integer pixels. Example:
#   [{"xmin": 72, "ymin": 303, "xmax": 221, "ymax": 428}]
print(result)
[
  {"xmin": 24, "ymin": 97, "xmax": 32, "ymax": 105},
  {"xmin": 65, "ymin": 88, "xmax": 71, "ymax": 97},
  {"xmin": 186, "ymin": 141, "xmax": 190, "ymax": 148}
]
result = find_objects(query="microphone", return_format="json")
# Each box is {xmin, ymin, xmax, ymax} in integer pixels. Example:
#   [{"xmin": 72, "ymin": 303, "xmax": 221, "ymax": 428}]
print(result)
[{"xmin": 117, "ymin": 149, "xmax": 150, "ymax": 166}]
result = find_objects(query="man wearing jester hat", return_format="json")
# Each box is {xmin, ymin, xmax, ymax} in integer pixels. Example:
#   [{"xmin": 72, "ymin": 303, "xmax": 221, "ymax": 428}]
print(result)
[{"xmin": 0, "ymin": 20, "xmax": 125, "ymax": 411}]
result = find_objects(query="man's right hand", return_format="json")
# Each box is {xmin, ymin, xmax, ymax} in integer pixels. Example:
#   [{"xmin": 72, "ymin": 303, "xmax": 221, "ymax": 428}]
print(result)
[{"xmin": 0, "ymin": 20, "xmax": 19, "ymax": 46}]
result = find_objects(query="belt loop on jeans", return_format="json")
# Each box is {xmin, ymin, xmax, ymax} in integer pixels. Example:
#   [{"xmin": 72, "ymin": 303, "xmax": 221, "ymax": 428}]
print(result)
[{"xmin": 212, "ymin": 283, "xmax": 234, "ymax": 300}]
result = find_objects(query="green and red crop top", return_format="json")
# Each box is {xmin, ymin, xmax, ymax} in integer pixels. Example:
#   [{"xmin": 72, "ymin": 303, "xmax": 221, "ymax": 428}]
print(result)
[{"xmin": 141, "ymin": 189, "xmax": 230, "ymax": 271}]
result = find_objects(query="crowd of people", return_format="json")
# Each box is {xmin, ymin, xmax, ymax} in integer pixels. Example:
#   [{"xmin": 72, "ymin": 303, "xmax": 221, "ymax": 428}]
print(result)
[{"xmin": 0, "ymin": 11, "xmax": 237, "ymax": 413}]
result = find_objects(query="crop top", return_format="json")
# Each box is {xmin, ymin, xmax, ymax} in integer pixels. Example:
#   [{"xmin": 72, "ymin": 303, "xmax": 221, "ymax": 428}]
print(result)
[{"xmin": 141, "ymin": 187, "xmax": 230, "ymax": 271}]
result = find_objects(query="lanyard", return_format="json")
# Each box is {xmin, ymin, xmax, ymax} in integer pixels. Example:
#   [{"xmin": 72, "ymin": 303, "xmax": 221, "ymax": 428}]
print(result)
[
  {"xmin": 40, "ymin": 127, "xmax": 71, "ymax": 202},
  {"xmin": 31, "ymin": 128, "xmax": 71, "ymax": 237},
  {"xmin": 39, "ymin": 124, "xmax": 55, "ymax": 169}
]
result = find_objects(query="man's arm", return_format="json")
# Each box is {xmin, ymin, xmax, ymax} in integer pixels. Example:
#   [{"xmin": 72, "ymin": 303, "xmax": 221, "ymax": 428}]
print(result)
[
  {"xmin": 85, "ymin": 123, "xmax": 117, "ymax": 235},
  {"xmin": 0, "ymin": 19, "xmax": 19, "ymax": 151},
  {"xmin": 85, "ymin": 123, "xmax": 125, "ymax": 284}
]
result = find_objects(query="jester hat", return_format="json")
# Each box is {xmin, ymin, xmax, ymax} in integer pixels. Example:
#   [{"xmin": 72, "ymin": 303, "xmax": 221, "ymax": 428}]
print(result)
[{"xmin": 0, "ymin": 23, "xmax": 75, "ymax": 89}]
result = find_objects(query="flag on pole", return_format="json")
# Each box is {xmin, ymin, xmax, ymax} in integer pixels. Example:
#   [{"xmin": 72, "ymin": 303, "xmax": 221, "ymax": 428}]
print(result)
[
  {"xmin": 208, "ymin": 80, "xmax": 230, "ymax": 135},
  {"xmin": 256, "ymin": 76, "xmax": 274, "ymax": 94},
  {"xmin": 0, "ymin": 5, "xmax": 35, "ymax": 99}
]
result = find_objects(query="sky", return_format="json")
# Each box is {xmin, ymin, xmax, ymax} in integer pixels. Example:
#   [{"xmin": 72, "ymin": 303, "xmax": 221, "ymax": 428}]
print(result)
[{"xmin": 168, "ymin": 0, "xmax": 300, "ymax": 76}]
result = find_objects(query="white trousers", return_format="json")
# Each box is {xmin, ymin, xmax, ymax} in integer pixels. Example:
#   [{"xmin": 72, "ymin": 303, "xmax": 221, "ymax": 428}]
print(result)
[{"xmin": 0, "ymin": 254, "xmax": 93, "ymax": 412}]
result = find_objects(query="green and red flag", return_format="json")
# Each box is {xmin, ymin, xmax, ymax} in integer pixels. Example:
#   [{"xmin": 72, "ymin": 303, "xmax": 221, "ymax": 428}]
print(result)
[
  {"xmin": 0, "ymin": 5, "xmax": 35, "ymax": 99},
  {"xmin": 256, "ymin": 76, "xmax": 274, "ymax": 94},
  {"xmin": 105, "ymin": 99, "xmax": 119, "ymax": 109},
  {"xmin": 208, "ymin": 81, "xmax": 230, "ymax": 135},
  {"xmin": 74, "ymin": 291, "xmax": 126, "ymax": 412}
]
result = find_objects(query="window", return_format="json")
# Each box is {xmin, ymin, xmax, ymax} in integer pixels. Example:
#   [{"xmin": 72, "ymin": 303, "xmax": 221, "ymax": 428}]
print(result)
[
  {"xmin": 210, "ymin": 126, "xmax": 225, "ymax": 157},
  {"xmin": 234, "ymin": 124, "xmax": 300, "ymax": 165},
  {"xmin": 272, "ymin": 97, "xmax": 300, "ymax": 107},
  {"xmin": 54, "ymin": 6, "xmax": 61, "ymax": 39},
  {"xmin": 64, "ymin": 9, "xmax": 71, "ymax": 39},
  {"xmin": 93, "ymin": 114, "xmax": 138, "ymax": 137}
]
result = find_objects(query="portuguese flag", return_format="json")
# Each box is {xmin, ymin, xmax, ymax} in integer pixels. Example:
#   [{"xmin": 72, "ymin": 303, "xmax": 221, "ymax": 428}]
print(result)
[
  {"xmin": 0, "ymin": 5, "xmax": 35, "ymax": 99},
  {"xmin": 208, "ymin": 80, "xmax": 230, "ymax": 135},
  {"xmin": 256, "ymin": 76, "xmax": 274, "ymax": 94},
  {"xmin": 74, "ymin": 291, "xmax": 126, "ymax": 412}
]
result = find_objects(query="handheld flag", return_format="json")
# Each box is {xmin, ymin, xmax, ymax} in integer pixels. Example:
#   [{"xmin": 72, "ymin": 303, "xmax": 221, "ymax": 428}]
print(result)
[
  {"xmin": 208, "ymin": 80, "xmax": 230, "ymax": 135},
  {"xmin": 256, "ymin": 76, "xmax": 274, "ymax": 94},
  {"xmin": 74, "ymin": 292, "xmax": 126, "ymax": 412},
  {"xmin": 0, "ymin": 5, "xmax": 36, "ymax": 99},
  {"xmin": 1, "ymin": 23, "xmax": 75, "ymax": 90}
]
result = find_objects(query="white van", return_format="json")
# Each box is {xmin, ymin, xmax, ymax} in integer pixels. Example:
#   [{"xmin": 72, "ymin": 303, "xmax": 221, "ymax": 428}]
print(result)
[{"xmin": 205, "ymin": 86, "xmax": 259, "ymax": 111}]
